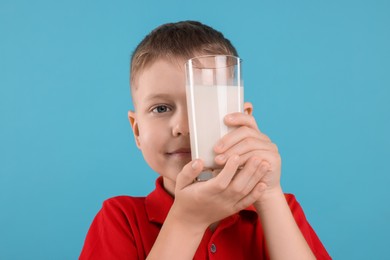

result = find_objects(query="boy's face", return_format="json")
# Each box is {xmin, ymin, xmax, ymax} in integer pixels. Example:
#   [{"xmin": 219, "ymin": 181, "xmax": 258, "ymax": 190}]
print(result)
[{"xmin": 128, "ymin": 58, "xmax": 190, "ymax": 194}]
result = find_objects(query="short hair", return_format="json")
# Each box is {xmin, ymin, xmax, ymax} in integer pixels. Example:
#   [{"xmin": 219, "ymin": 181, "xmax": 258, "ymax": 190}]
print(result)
[{"xmin": 130, "ymin": 20, "xmax": 238, "ymax": 90}]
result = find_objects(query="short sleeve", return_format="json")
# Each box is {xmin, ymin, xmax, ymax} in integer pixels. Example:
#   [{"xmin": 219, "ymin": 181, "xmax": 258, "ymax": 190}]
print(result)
[
  {"xmin": 79, "ymin": 199, "xmax": 138, "ymax": 260},
  {"xmin": 285, "ymin": 194, "xmax": 332, "ymax": 260}
]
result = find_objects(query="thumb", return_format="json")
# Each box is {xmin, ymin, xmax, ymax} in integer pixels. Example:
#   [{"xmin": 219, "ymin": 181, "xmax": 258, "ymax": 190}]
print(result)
[{"xmin": 176, "ymin": 159, "xmax": 204, "ymax": 191}]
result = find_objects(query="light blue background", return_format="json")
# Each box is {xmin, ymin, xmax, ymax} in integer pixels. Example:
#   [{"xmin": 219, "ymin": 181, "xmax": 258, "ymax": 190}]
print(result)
[{"xmin": 1, "ymin": 0, "xmax": 389, "ymax": 259}]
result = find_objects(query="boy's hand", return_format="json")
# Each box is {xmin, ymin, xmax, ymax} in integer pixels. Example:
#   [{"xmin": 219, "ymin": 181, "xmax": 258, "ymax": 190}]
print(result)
[
  {"xmin": 169, "ymin": 105, "xmax": 282, "ymax": 229},
  {"xmin": 171, "ymin": 155, "xmax": 266, "ymax": 229},
  {"xmin": 213, "ymin": 110, "xmax": 282, "ymax": 201}
]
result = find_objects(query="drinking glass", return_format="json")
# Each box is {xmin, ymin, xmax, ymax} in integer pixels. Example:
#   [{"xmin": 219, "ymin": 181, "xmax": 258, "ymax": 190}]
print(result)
[{"xmin": 185, "ymin": 55, "xmax": 244, "ymax": 181}]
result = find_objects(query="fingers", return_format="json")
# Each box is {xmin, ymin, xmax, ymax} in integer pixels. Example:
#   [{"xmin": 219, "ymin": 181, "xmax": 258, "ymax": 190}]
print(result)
[
  {"xmin": 241, "ymin": 160, "xmax": 270, "ymax": 194},
  {"xmin": 214, "ymin": 126, "xmax": 270, "ymax": 153},
  {"xmin": 226, "ymin": 157, "xmax": 270, "ymax": 200},
  {"xmin": 206, "ymin": 155, "xmax": 240, "ymax": 191},
  {"xmin": 215, "ymin": 137, "xmax": 279, "ymax": 166},
  {"xmin": 227, "ymin": 157, "xmax": 261, "ymax": 197},
  {"xmin": 213, "ymin": 156, "xmax": 270, "ymax": 212},
  {"xmin": 235, "ymin": 150, "xmax": 280, "ymax": 169},
  {"xmin": 214, "ymin": 114, "xmax": 271, "ymax": 156},
  {"xmin": 234, "ymin": 182, "xmax": 268, "ymax": 211},
  {"xmin": 175, "ymin": 159, "xmax": 204, "ymax": 190},
  {"xmin": 208, "ymin": 155, "xmax": 269, "ymax": 195},
  {"xmin": 224, "ymin": 112, "xmax": 259, "ymax": 131},
  {"xmin": 174, "ymin": 154, "xmax": 274, "ymax": 223}
]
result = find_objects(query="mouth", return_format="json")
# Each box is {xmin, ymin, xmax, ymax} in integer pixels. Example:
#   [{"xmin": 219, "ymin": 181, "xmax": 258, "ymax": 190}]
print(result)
[{"xmin": 166, "ymin": 148, "xmax": 192, "ymax": 158}]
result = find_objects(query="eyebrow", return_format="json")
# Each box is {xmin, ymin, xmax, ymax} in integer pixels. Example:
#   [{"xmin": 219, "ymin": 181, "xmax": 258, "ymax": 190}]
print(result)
[{"xmin": 143, "ymin": 93, "xmax": 173, "ymax": 101}]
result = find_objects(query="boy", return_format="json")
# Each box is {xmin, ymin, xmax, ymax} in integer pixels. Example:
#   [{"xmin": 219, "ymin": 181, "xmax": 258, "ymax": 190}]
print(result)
[{"xmin": 80, "ymin": 21, "xmax": 331, "ymax": 259}]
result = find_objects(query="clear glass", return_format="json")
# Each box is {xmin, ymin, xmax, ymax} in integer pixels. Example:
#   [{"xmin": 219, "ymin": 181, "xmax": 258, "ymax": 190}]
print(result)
[{"xmin": 185, "ymin": 55, "xmax": 244, "ymax": 181}]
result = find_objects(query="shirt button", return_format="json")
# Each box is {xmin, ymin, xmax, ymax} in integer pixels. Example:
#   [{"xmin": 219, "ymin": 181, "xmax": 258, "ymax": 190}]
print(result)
[{"xmin": 210, "ymin": 243, "xmax": 217, "ymax": 253}]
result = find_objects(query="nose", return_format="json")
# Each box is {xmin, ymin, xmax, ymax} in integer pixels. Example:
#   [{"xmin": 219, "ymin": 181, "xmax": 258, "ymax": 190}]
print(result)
[{"xmin": 172, "ymin": 109, "xmax": 189, "ymax": 137}]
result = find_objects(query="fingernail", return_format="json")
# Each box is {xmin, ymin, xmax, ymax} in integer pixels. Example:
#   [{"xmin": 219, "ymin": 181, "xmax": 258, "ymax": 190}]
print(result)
[
  {"xmin": 259, "ymin": 162, "xmax": 270, "ymax": 171},
  {"xmin": 192, "ymin": 160, "xmax": 199, "ymax": 169},
  {"xmin": 216, "ymin": 154, "xmax": 226, "ymax": 162},
  {"xmin": 215, "ymin": 141, "xmax": 224, "ymax": 150},
  {"xmin": 226, "ymin": 115, "xmax": 234, "ymax": 122},
  {"xmin": 254, "ymin": 159, "xmax": 261, "ymax": 167}
]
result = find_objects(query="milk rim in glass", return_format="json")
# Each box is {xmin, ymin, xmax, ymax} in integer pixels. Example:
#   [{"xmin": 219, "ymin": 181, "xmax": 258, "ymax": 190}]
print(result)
[{"xmin": 185, "ymin": 55, "xmax": 244, "ymax": 181}]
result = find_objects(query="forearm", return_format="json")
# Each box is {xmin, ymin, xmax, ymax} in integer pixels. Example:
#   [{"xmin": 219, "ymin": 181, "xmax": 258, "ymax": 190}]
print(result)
[
  {"xmin": 146, "ymin": 205, "xmax": 207, "ymax": 260},
  {"xmin": 254, "ymin": 187, "xmax": 315, "ymax": 260}
]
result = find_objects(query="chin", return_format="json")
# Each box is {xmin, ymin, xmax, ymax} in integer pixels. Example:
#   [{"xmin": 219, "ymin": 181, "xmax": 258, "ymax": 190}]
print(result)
[{"xmin": 169, "ymin": 163, "xmax": 189, "ymax": 177}]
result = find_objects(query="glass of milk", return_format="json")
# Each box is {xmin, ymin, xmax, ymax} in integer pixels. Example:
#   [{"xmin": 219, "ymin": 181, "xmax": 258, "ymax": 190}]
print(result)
[{"xmin": 185, "ymin": 55, "xmax": 244, "ymax": 181}]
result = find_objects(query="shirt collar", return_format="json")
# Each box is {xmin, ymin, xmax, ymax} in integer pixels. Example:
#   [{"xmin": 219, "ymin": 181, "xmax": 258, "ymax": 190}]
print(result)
[
  {"xmin": 145, "ymin": 177, "xmax": 174, "ymax": 224},
  {"xmin": 145, "ymin": 177, "xmax": 258, "ymax": 225}
]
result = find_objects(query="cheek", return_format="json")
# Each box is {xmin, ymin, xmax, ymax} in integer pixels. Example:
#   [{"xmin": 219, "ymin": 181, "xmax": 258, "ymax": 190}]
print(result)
[
  {"xmin": 138, "ymin": 123, "xmax": 167, "ymax": 151},
  {"xmin": 138, "ymin": 127, "xmax": 169, "ymax": 173},
  {"xmin": 140, "ymin": 132, "xmax": 157, "ymax": 147}
]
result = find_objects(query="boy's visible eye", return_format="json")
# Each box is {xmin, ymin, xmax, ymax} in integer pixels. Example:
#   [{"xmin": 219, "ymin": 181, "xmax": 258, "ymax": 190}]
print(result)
[{"xmin": 152, "ymin": 105, "xmax": 172, "ymax": 113}]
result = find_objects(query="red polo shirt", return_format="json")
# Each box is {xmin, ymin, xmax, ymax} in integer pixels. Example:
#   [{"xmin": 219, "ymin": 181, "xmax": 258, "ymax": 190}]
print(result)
[{"xmin": 80, "ymin": 177, "xmax": 331, "ymax": 259}]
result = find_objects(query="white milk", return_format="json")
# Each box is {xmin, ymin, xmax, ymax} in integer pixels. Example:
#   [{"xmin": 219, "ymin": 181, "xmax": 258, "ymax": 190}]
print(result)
[{"xmin": 187, "ymin": 85, "xmax": 244, "ymax": 169}]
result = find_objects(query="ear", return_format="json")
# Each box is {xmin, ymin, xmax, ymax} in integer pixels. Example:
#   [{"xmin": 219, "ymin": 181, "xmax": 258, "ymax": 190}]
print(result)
[
  {"xmin": 243, "ymin": 102, "xmax": 253, "ymax": 115},
  {"xmin": 128, "ymin": 110, "xmax": 141, "ymax": 148}
]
